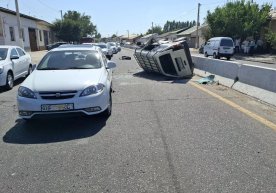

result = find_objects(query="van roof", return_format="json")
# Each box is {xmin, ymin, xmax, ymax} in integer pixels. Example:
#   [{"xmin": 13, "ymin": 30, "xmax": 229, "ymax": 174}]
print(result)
[{"xmin": 209, "ymin": 37, "xmax": 233, "ymax": 41}]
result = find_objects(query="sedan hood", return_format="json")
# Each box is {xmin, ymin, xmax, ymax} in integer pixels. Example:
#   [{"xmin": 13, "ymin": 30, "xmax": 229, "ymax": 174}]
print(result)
[{"xmin": 22, "ymin": 69, "xmax": 103, "ymax": 92}]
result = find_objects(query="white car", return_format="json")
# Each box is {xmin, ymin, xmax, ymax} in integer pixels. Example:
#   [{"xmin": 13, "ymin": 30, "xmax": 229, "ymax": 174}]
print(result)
[
  {"xmin": 0, "ymin": 45, "xmax": 32, "ymax": 89},
  {"xmin": 17, "ymin": 45, "xmax": 116, "ymax": 120},
  {"xmin": 95, "ymin": 43, "xmax": 113, "ymax": 60},
  {"xmin": 107, "ymin": 42, "xmax": 118, "ymax": 54}
]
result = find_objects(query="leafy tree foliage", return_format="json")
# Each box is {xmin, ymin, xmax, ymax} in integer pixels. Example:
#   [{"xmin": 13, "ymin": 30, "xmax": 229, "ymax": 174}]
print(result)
[
  {"xmin": 163, "ymin": 20, "xmax": 196, "ymax": 33},
  {"xmin": 146, "ymin": 25, "xmax": 163, "ymax": 34},
  {"xmin": 206, "ymin": 0, "xmax": 271, "ymax": 40},
  {"xmin": 51, "ymin": 10, "xmax": 98, "ymax": 42}
]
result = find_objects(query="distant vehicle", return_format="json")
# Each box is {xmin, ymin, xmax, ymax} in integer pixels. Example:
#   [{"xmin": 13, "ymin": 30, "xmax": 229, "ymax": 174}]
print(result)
[
  {"xmin": 116, "ymin": 42, "xmax": 121, "ymax": 52},
  {"xmin": 17, "ymin": 45, "xmax": 116, "ymax": 120},
  {"xmin": 80, "ymin": 37, "xmax": 94, "ymax": 44},
  {"xmin": 198, "ymin": 43, "xmax": 205, "ymax": 54},
  {"xmin": 95, "ymin": 43, "xmax": 113, "ymax": 60},
  {"xmin": 203, "ymin": 37, "xmax": 234, "ymax": 60},
  {"xmin": 107, "ymin": 42, "xmax": 118, "ymax": 54},
  {"xmin": 0, "ymin": 46, "xmax": 32, "ymax": 89},
  {"xmin": 46, "ymin": 42, "xmax": 67, "ymax": 50}
]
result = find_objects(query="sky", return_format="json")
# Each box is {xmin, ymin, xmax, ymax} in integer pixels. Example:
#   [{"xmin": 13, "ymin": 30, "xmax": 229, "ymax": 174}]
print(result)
[{"xmin": 0, "ymin": 0, "xmax": 275, "ymax": 37}]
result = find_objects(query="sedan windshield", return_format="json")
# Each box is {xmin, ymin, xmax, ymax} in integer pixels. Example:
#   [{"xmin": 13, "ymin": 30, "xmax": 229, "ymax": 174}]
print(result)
[
  {"xmin": 0, "ymin": 48, "xmax": 8, "ymax": 60},
  {"xmin": 37, "ymin": 50, "xmax": 102, "ymax": 70}
]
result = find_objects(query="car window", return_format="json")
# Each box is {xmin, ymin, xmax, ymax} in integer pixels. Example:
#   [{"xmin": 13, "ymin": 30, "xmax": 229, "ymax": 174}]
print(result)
[
  {"xmin": 16, "ymin": 48, "xmax": 26, "ymax": 57},
  {"xmin": 37, "ymin": 50, "xmax": 102, "ymax": 70},
  {"xmin": 220, "ymin": 39, "xmax": 233, "ymax": 47},
  {"xmin": 0, "ymin": 48, "xmax": 8, "ymax": 60},
  {"xmin": 10, "ymin": 48, "xmax": 19, "ymax": 57}
]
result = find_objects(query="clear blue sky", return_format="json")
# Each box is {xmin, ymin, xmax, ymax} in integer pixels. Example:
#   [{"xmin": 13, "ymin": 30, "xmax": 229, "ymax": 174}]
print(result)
[{"xmin": 0, "ymin": 0, "xmax": 275, "ymax": 37}]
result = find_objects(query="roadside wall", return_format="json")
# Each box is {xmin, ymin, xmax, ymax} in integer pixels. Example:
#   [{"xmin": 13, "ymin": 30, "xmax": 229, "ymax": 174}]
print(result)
[{"xmin": 192, "ymin": 56, "xmax": 276, "ymax": 106}]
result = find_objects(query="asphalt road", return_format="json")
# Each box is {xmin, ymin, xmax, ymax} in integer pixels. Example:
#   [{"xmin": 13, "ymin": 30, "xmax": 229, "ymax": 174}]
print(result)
[{"xmin": 0, "ymin": 49, "xmax": 275, "ymax": 193}]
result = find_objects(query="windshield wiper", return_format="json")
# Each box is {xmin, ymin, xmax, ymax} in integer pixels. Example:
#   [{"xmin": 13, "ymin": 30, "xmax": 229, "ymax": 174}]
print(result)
[
  {"xmin": 67, "ymin": 67, "xmax": 91, "ymax": 69},
  {"xmin": 39, "ymin": 67, "xmax": 60, "ymax": 70}
]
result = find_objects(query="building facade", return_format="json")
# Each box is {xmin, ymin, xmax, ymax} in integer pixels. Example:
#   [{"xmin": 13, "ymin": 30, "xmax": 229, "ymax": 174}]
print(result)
[{"xmin": 0, "ymin": 7, "xmax": 53, "ymax": 51}]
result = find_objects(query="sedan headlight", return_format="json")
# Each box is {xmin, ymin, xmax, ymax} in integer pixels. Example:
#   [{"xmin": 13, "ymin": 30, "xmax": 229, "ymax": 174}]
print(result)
[
  {"xmin": 0, "ymin": 66, "xmax": 3, "ymax": 74},
  {"xmin": 18, "ymin": 86, "xmax": 37, "ymax": 99},
  {"xmin": 80, "ymin": 84, "xmax": 105, "ymax": 97}
]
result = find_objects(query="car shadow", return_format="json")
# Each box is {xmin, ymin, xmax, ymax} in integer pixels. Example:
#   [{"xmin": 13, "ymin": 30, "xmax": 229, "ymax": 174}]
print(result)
[
  {"xmin": 133, "ymin": 71, "xmax": 191, "ymax": 84},
  {"xmin": 0, "ymin": 77, "xmax": 25, "ymax": 94},
  {"xmin": 3, "ymin": 115, "xmax": 106, "ymax": 144}
]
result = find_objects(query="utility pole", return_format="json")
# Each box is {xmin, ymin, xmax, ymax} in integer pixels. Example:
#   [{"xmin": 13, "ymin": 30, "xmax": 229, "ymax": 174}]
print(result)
[
  {"xmin": 60, "ymin": 10, "xmax": 63, "ymax": 21},
  {"xmin": 152, "ymin": 22, "xmax": 154, "ymax": 34},
  {"xmin": 127, "ymin": 30, "xmax": 129, "ymax": 39},
  {"xmin": 196, "ymin": 3, "xmax": 201, "ymax": 49},
  {"xmin": 15, "ymin": 0, "xmax": 24, "ymax": 49}
]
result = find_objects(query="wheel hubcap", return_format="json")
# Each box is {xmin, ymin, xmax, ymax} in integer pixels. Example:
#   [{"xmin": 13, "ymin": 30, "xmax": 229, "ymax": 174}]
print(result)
[{"xmin": 8, "ymin": 75, "xmax": 13, "ymax": 87}]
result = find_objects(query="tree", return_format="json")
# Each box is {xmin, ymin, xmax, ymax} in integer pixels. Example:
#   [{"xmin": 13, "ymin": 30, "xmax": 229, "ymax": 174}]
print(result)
[
  {"xmin": 146, "ymin": 25, "xmax": 163, "ymax": 34},
  {"xmin": 206, "ymin": 0, "xmax": 271, "ymax": 40},
  {"xmin": 51, "ymin": 10, "xmax": 97, "ymax": 42},
  {"xmin": 163, "ymin": 20, "xmax": 196, "ymax": 33}
]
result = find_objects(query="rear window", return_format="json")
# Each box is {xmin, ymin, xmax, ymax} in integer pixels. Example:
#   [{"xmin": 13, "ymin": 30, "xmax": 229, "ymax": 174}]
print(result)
[
  {"xmin": 37, "ymin": 50, "xmax": 102, "ymax": 70},
  {"xmin": 0, "ymin": 48, "xmax": 8, "ymax": 60},
  {"xmin": 220, "ymin": 39, "xmax": 233, "ymax": 47}
]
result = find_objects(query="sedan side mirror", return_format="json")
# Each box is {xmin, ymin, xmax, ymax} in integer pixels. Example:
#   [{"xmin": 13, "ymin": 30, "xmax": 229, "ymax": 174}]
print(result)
[
  {"xmin": 10, "ymin": 55, "xmax": 19, "ymax": 60},
  {"xmin": 106, "ymin": 61, "xmax": 116, "ymax": 69}
]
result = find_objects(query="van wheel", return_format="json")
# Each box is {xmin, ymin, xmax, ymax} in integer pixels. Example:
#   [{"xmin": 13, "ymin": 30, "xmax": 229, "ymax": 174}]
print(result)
[
  {"xmin": 204, "ymin": 52, "xmax": 208, "ymax": 57},
  {"xmin": 217, "ymin": 56, "xmax": 221, "ymax": 59},
  {"xmin": 213, "ymin": 53, "xmax": 217, "ymax": 59},
  {"xmin": 6, "ymin": 72, "xmax": 14, "ymax": 90},
  {"xmin": 227, "ymin": 57, "xmax": 230, "ymax": 60}
]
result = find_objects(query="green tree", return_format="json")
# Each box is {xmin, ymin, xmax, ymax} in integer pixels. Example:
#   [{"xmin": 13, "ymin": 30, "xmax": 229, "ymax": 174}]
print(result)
[
  {"xmin": 51, "ymin": 10, "xmax": 97, "ymax": 42},
  {"xmin": 206, "ymin": 0, "xmax": 271, "ymax": 40},
  {"xmin": 146, "ymin": 25, "xmax": 163, "ymax": 34},
  {"xmin": 163, "ymin": 20, "xmax": 196, "ymax": 33}
]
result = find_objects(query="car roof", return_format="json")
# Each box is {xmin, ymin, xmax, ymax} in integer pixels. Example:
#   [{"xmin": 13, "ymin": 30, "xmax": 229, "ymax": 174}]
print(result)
[
  {"xmin": 209, "ymin": 37, "xmax": 233, "ymax": 41},
  {"xmin": 50, "ymin": 44, "xmax": 101, "ymax": 52},
  {"xmin": 0, "ymin": 45, "xmax": 20, "ymax": 49}
]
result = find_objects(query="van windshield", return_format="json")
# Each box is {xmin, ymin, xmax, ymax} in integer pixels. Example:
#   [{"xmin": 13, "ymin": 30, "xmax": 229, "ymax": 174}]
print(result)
[{"xmin": 220, "ymin": 39, "xmax": 233, "ymax": 47}]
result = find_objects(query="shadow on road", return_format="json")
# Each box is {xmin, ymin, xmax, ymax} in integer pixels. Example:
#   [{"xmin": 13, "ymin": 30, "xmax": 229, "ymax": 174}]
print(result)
[
  {"xmin": 3, "ymin": 115, "xmax": 106, "ymax": 144},
  {"xmin": 133, "ymin": 71, "xmax": 191, "ymax": 84}
]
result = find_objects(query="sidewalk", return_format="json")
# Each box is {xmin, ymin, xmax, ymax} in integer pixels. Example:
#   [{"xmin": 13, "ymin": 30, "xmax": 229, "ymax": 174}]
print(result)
[
  {"xmin": 190, "ymin": 48, "xmax": 276, "ymax": 65},
  {"xmin": 233, "ymin": 54, "xmax": 276, "ymax": 65}
]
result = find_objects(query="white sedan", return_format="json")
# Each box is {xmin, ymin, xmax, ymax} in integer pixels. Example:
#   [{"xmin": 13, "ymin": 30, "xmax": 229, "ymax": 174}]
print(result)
[
  {"xmin": 17, "ymin": 45, "xmax": 116, "ymax": 120},
  {"xmin": 0, "ymin": 45, "xmax": 32, "ymax": 89}
]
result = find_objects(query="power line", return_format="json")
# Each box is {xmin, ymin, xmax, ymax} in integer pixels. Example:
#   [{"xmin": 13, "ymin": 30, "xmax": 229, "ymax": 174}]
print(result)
[{"xmin": 36, "ymin": 0, "xmax": 59, "ymax": 12}]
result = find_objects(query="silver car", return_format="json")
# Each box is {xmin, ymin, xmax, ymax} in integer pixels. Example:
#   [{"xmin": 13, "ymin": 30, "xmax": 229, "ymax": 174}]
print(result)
[{"xmin": 0, "ymin": 46, "xmax": 32, "ymax": 89}]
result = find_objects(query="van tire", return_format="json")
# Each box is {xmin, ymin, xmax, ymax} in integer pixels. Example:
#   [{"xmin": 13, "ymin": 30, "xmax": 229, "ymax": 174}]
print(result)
[
  {"xmin": 213, "ymin": 53, "xmax": 217, "ymax": 59},
  {"xmin": 227, "ymin": 57, "xmax": 230, "ymax": 60},
  {"xmin": 204, "ymin": 52, "xmax": 208, "ymax": 57}
]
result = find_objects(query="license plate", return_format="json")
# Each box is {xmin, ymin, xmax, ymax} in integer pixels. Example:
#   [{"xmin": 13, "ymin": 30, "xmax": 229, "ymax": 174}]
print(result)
[{"xmin": 41, "ymin": 104, "xmax": 74, "ymax": 112}]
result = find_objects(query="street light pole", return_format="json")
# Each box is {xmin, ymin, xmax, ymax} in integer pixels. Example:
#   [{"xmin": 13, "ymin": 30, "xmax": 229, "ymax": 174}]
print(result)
[
  {"xmin": 127, "ymin": 30, "xmax": 129, "ymax": 39},
  {"xmin": 15, "ymin": 0, "xmax": 24, "ymax": 49}
]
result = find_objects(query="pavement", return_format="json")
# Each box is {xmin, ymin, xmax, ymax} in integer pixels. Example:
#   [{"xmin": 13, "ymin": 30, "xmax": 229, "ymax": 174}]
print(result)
[
  {"xmin": 0, "ymin": 48, "xmax": 275, "ymax": 192},
  {"xmin": 190, "ymin": 48, "xmax": 276, "ymax": 66}
]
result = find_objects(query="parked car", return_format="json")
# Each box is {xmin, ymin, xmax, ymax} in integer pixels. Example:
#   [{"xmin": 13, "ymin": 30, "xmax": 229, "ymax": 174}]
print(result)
[
  {"xmin": 17, "ymin": 45, "xmax": 116, "ymax": 120},
  {"xmin": 46, "ymin": 42, "xmax": 67, "ymax": 50},
  {"xmin": 107, "ymin": 42, "xmax": 118, "ymax": 54},
  {"xmin": 203, "ymin": 37, "xmax": 234, "ymax": 60},
  {"xmin": 95, "ymin": 43, "xmax": 113, "ymax": 60},
  {"xmin": 0, "ymin": 46, "xmax": 32, "ymax": 89}
]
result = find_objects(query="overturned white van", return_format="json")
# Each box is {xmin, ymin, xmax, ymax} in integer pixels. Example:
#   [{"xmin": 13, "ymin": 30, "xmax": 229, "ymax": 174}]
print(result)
[{"xmin": 134, "ymin": 39, "xmax": 194, "ymax": 78}]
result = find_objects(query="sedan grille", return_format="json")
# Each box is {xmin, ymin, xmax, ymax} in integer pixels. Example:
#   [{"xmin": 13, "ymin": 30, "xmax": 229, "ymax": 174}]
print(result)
[{"xmin": 39, "ymin": 91, "xmax": 77, "ymax": 100}]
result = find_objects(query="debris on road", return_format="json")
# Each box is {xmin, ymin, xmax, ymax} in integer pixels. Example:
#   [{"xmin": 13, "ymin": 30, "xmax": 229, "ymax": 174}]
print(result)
[
  {"xmin": 197, "ymin": 75, "xmax": 216, "ymax": 84},
  {"xmin": 134, "ymin": 37, "xmax": 194, "ymax": 78}
]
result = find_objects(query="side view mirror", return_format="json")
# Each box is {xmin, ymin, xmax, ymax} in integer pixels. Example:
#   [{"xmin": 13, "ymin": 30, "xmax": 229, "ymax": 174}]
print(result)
[
  {"xmin": 106, "ymin": 61, "xmax": 116, "ymax": 69},
  {"xmin": 10, "ymin": 55, "xmax": 19, "ymax": 60}
]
